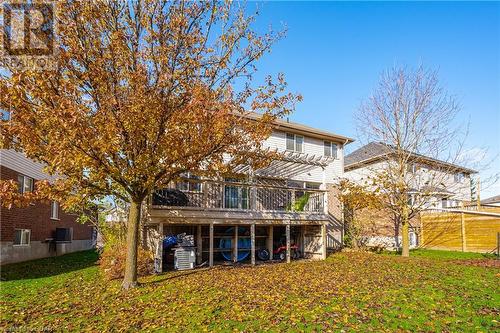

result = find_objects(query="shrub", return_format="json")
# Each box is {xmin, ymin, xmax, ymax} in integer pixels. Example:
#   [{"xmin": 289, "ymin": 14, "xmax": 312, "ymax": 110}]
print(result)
[
  {"xmin": 98, "ymin": 222, "xmax": 154, "ymax": 280},
  {"xmin": 99, "ymin": 242, "xmax": 154, "ymax": 280}
]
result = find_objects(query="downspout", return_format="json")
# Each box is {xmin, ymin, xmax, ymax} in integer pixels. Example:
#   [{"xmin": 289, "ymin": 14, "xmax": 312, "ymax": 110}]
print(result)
[{"xmin": 341, "ymin": 138, "xmax": 349, "ymax": 247}]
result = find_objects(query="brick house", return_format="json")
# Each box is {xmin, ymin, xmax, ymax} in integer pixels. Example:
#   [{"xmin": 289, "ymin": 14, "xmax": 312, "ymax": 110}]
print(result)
[{"xmin": 0, "ymin": 149, "xmax": 95, "ymax": 265}]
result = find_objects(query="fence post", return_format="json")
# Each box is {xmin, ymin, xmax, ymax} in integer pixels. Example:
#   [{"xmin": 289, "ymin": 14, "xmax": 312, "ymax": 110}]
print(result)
[
  {"xmin": 497, "ymin": 232, "xmax": 499, "ymax": 260},
  {"xmin": 460, "ymin": 212, "xmax": 467, "ymax": 252}
]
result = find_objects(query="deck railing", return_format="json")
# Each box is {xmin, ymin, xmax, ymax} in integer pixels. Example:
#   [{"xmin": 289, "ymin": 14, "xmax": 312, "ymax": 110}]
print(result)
[{"xmin": 152, "ymin": 179, "xmax": 326, "ymax": 213}]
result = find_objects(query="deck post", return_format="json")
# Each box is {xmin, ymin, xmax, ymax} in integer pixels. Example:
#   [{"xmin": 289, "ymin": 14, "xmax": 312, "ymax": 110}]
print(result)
[
  {"xmin": 250, "ymin": 224, "xmax": 256, "ymax": 265},
  {"xmin": 233, "ymin": 225, "xmax": 238, "ymax": 263},
  {"xmin": 267, "ymin": 225, "xmax": 274, "ymax": 261},
  {"xmin": 322, "ymin": 167, "xmax": 328, "ymax": 214},
  {"xmin": 321, "ymin": 223, "xmax": 327, "ymax": 260},
  {"xmin": 249, "ymin": 168, "xmax": 257, "ymax": 210},
  {"xmin": 196, "ymin": 224, "xmax": 202, "ymax": 265},
  {"xmin": 209, "ymin": 223, "xmax": 214, "ymax": 267},
  {"xmin": 156, "ymin": 223, "xmax": 164, "ymax": 273},
  {"xmin": 286, "ymin": 223, "xmax": 291, "ymax": 263}
]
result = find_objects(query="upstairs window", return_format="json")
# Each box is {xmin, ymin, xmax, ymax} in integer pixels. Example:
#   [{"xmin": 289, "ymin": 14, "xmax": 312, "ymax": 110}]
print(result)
[
  {"xmin": 14, "ymin": 229, "xmax": 30, "ymax": 246},
  {"xmin": 454, "ymin": 172, "xmax": 465, "ymax": 183},
  {"xmin": 407, "ymin": 163, "xmax": 418, "ymax": 174},
  {"xmin": 18, "ymin": 175, "xmax": 34, "ymax": 194},
  {"xmin": 324, "ymin": 141, "xmax": 338, "ymax": 159},
  {"xmin": 286, "ymin": 133, "xmax": 304, "ymax": 152},
  {"xmin": 50, "ymin": 201, "xmax": 59, "ymax": 220}
]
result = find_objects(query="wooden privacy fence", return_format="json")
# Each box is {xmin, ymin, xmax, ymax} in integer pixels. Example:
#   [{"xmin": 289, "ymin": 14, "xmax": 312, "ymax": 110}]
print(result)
[{"xmin": 421, "ymin": 207, "xmax": 500, "ymax": 253}]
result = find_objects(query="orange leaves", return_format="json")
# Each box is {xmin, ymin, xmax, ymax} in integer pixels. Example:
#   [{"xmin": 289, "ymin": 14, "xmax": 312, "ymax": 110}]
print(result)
[
  {"xmin": 337, "ymin": 178, "xmax": 382, "ymax": 211},
  {"xmin": 2, "ymin": 250, "xmax": 500, "ymax": 331},
  {"xmin": 0, "ymin": 179, "xmax": 49, "ymax": 209},
  {"xmin": 1, "ymin": 1, "xmax": 300, "ymax": 208}
]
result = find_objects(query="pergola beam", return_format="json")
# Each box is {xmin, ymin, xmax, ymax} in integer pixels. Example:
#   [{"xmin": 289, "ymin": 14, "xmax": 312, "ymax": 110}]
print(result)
[{"xmin": 232, "ymin": 150, "xmax": 332, "ymax": 178}]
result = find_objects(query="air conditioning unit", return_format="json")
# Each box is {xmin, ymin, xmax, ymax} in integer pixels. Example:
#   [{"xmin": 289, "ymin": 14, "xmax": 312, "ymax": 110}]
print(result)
[{"xmin": 174, "ymin": 247, "xmax": 196, "ymax": 270}]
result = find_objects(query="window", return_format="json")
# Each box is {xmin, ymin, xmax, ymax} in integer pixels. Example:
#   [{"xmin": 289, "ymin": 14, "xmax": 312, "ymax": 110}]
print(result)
[
  {"xmin": 287, "ymin": 180, "xmax": 303, "ymax": 188},
  {"xmin": 407, "ymin": 194, "xmax": 415, "ymax": 206},
  {"xmin": 324, "ymin": 141, "xmax": 338, "ymax": 159},
  {"xmin": 305, "ymin": 182, "xmax": 321, "ymax": 189},
  {"xmin": 50, "ymin": 201, "xmax": 59, "ymax": 220},
  {"xmin": 454, "ymin": 172, "xmax": 465, "ymax": 183},
  {"xmin": 442, "ymin": 199, "xmax": 458, "ymax": 208},
  {"xmin": 286, "ymin": 133, "xmax": 304, "ymax": 152},
  {"xmin": 14, "ymin": 229, "xmax": 30, "ymax": 246},
  {"xmin": 286, "ymin": 133, "xmax": 295, "ymax": 150},
  {"xmin": 176, "ymin": 173, "xmax": 201, "ymax": 192},
  {"xmin": 17, "ymin": 175, "xmax": 34, "ymax": 194},
  {"xmin": 224, "ymin": 178, "xmax": 249, "ymax": 209},
  {"xmin": 407, "ymin": 163, "xmax": 417, "ymax": 174}
]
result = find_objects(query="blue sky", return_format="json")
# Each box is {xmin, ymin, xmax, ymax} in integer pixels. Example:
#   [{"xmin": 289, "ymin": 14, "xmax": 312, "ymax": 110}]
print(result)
[{"xmin": 248, "ymin": 1, "xmax": 500, "ymax": 197}]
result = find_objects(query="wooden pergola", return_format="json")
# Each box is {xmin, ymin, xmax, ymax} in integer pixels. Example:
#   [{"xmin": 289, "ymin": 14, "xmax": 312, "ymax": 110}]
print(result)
[{"xmin": 232, "ymin": 150, "xmax": 334, "ymax": 179}]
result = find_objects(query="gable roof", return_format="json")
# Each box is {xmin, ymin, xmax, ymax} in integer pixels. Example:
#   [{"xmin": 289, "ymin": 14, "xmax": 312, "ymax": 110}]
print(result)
[
  {"xmin": 481, "ymin": 195, "xmax": 500, "ymax": 205},
  {"xmin": 244, "ymin": 112, "xmax": 355, "ymax": 144},
  {"xmin": 345, "ymin": 142, "xmax": 476, "ymax": 174}
]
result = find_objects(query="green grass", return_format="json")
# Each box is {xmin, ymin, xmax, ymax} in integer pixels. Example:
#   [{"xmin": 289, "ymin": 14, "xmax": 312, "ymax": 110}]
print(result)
[
  {"xmin": 383, "ymin": 248, "xmax": 497, "ymax": 260},
  {"xmin": 1, "ymin": 249, "xmax": 499, "ymax": 332}
]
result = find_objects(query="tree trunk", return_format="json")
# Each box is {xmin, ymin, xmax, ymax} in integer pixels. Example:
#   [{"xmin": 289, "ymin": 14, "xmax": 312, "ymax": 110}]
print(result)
[
  {"xmin": 394, "ymin": 218, "xmax": 400, "ymax": 250},
  {"xmin": 401, "ymin": 207, "xmax": 410, "ymax": 257},
  {"xmin": 122, "ymin": 200, "xmax": 142, "ymax": 289}
]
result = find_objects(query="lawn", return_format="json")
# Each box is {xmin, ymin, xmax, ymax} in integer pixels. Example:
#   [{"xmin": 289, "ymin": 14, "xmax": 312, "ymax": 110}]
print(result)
[{"xmin": 1, "ymin": 250, "xmax": 498, "ymax": 332}]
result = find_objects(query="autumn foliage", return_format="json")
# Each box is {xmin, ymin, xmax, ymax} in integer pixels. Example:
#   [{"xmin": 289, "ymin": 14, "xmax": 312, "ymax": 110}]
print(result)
[
  {"xmin": 100, "ymin": 243, "xmax": 154, "ymax": 281},
  {"xmin": 336, "ymin": 179, "xmax": 382, "ymax": 249},
  {"xmin": 1, "ymin": 250, "xmax": 498, "ymax": 331},
  {"xmin": 0, "ymin": 1, "xmax": 300, "ymax": 288}
]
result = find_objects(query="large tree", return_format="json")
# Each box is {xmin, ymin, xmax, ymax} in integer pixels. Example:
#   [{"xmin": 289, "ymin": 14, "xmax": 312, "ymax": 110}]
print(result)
[
  {"xmin": 0, "ymin": 1, "xmax": 300, "ymax": 288},
  {"xmin": 355, "ymin": 66, "xmax": 467, "ymax": 257}
]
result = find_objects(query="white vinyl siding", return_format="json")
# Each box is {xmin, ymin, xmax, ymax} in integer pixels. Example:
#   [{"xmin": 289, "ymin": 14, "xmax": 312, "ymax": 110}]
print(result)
[
  {"xmin": 345, "ymin": 160, "xmax": 472, "ymax": 202},
  {"xmin": 1, "ymin": 149, "xmax": 57, "ymax": 182},
  {"xmin": 262, "ymin": 130, "xmax": 344, "ymax": 183}
]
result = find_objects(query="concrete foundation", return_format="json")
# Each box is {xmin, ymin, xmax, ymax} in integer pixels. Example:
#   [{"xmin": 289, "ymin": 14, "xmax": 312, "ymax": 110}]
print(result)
[{"xmin": 0, "ymin": 240, "xmax": 94, "ymax": 265}]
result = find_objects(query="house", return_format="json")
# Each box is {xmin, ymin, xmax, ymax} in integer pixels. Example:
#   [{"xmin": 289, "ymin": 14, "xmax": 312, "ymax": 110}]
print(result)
[
  {"xmin": 481, "ymin": 195, "xmax": 500, "ymax": 207},
  {"xmin": 145, "ymin": 117, "xmax": 354, "ymax": 270},
  {"xmin": 343, "ymin": 142, "xmax": 476, "ymax": 249},
  {"xmin": 0, "ymin": 149, "xmax": 95, "ymax": 264}
]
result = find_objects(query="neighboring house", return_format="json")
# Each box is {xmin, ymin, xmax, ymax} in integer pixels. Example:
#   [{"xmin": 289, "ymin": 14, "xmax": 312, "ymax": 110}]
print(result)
[
  {"xmin": 145, "ymin": 117, "xmax": 354, "ymax": 270},
  {"xmin": 481, "ymin": 195, "xmax": 500, "ymax": 207},
  {"xmin": 344, "ymin": 142, "xmax": 476, "ymax": 249},
  {"xmin": 0, "ymin": 149, "xmax": 95, "ymax": 265}
]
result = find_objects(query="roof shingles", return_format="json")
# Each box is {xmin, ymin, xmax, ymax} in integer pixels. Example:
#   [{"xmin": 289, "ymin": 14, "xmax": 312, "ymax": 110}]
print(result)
[{"xmin": 345, "ymin": 142, "xmax": 476, "ymax": 173}]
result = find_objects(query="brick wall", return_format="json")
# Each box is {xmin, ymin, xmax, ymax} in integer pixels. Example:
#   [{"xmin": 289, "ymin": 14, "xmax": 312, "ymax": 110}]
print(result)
[{"xmin": 0, "ymin": 165, "xmax": 93, "ymax": 242}]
